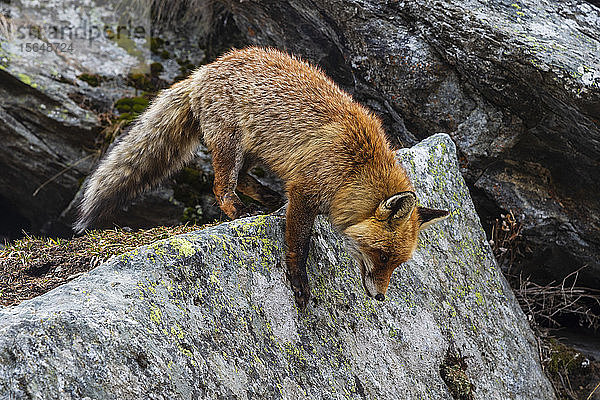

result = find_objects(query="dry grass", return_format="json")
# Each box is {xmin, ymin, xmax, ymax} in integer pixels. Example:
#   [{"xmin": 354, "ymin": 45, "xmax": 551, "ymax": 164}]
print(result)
[
  {"xmin": 489, "ymin": 211, "xmax": 600, "ymax": 399},
  {"xmin": 0, "ymin": 225, "xmax": 207, "ymax": 307},
  {"xmin": 150, "ymin": 0, "xmax": 216, "ymax": 33},
  {"xmin": 515, "ymin": 270, "xmax": 600, "ymax": 331},
  {"xmin": 490, "ymin": 211, "xmax": 600, "ymax": 331}
]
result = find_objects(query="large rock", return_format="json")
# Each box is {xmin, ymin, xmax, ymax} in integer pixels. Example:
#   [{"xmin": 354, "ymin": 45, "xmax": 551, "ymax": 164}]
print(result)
[
  {"xmin": 0, "ymin": 135, "xmax": 556, "ymax": 399},
  {"xmin": 0, "ymin": 0, "xmax": 207, "ymax": 236},
  {"xmin": 216, "ymin": 0, "xmax": 600, "ymax": 288}
]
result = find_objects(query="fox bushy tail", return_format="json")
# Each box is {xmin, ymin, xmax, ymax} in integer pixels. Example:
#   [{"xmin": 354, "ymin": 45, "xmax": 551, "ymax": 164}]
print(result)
[{"xmin": 74, "ymin": 81, "xmax": 202, "ymax": 233}]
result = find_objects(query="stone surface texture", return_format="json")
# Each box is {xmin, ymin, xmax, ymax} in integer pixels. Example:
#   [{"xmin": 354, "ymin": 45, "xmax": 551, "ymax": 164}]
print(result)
[
  {"xmin": 218, "ymin": 0, "xmax": 600, "ymax": 288},
  {"xmin": 0, "ymin": 135, "xmax": 555, "ymax": 399},
  {"xmin": 0, "ymin": 0, "xmax": 204, "ymax": 236}
]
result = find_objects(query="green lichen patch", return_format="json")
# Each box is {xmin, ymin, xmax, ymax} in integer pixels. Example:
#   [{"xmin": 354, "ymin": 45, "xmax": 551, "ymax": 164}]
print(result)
[
  {"xmin": 16, "ymin": 72, "xmax": 38, "ymax": 88},
  {"xmin": 168, "ymin": 237, "xmax": 197, "ymax": 258}
]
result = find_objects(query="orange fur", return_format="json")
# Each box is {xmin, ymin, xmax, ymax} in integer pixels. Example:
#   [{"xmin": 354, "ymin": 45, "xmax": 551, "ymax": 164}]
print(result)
[{"xmin": 75, "ymin": 47, "xmax": 447, "ymax": 307}]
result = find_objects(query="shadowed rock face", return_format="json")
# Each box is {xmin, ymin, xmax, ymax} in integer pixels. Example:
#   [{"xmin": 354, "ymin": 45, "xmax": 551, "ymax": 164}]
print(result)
[
  {"xmin": 0, "ymin": 0, "xmax": 207, "ymax": 236},
  {"xmin": 0, "ymin": 135, "xmax": 556, "ymax": 399},
  {"xmin": 0, "ymin": 68, "xmax": 99, "ymax": 234},
  {"xmin": 218, "ymin": 0, "xmax": 600, "ymax": 288}
]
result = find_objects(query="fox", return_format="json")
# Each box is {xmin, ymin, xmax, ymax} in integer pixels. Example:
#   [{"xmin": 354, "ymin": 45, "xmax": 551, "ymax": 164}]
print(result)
[{"xmin": 75, "ymin": 46, "xmax": 449, "ymax": 308}]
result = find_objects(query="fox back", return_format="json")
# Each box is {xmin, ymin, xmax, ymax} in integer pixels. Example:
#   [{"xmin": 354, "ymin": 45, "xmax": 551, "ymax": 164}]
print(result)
[{"xmin": 76, "ymin": 47, "xmax": 448, "ymax": 306}]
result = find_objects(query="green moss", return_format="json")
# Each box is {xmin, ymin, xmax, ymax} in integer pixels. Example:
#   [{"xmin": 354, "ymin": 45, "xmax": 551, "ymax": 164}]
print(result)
[
  {"xmin": 160, "ymin": 50, "xmax": 171, "ymax": 59},
  {"xmin": 440, "ymin": 350, "xmax": 475, "ymax": 400},
  {"xmin": 182, "ymin": 206, "xmax": 204, "ymax": 225},
  {"xmin": 546, "ymin": 339, "xmax": 585, "ymax": 375},
  {"xmin": 116, "ymin": 112, "xmax": 136, "ymax": 123},
  {"xmin": 126, "ymin": 72, "xmax": 157, "ymax": 91},
  {"xmin": 115, "ymin": 96, "xmax": 150, "ymax": 115},
  {"xmin": 77, "ymin": 73, "xmax": 102, "ymax": 87},
  {"xmin": 150, "ymin": 37, "xmax": 164, "ymax": 54},
  {"xmin": 132, "ymin": 103, "xmax": 147, "ymax": 112},
  {"xmin": 150, "ymin": 62, "xmax": 164, "ymax": 75}
]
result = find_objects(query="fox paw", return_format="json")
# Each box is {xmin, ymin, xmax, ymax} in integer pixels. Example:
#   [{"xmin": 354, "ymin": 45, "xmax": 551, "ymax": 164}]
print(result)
[{"xmin": 290, "ymin": 282, "xmax": 311, "ymax": 310}]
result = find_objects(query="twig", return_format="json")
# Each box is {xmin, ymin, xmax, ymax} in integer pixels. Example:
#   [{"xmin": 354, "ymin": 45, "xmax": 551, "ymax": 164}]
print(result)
[
  {"xmin": 587, "ymin": 381, "xmax": 600, "ymax": 400},
  {"xmin": 32, "ymin": 153, "xmax": 95, "ymax": 197}
]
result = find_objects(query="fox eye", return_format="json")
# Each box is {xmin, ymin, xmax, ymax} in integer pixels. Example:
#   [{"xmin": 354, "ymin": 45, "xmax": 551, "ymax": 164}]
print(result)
[{"xmin": 379, "ymin": 253, "xmax": 389, "ymax": 263}]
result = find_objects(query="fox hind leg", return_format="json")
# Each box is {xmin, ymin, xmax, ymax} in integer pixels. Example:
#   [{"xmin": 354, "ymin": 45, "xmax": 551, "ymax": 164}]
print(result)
[
  {"xmin": 210, "ymin": 140, "xmax": 257, "ymax": 220},
  {"xmin": 237, "ymin": 169, "xmax": 285, "ymax": 210}
]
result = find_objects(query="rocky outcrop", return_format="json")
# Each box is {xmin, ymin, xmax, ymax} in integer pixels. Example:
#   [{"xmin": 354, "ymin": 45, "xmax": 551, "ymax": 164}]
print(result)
[
  {"xmin": 0, "ymin": 0, "xmax": 210, "ymax": 236},
  {"xmin": 216, "ymin": 0, "xmax": 600, "ymax": 288},
  {"xmin": 0, "ymin": 135, "xmax": 556, "ymax": 399},
  {"xmin": 3, "ymin": 0, "xmax": 598, "ymax": 289}
]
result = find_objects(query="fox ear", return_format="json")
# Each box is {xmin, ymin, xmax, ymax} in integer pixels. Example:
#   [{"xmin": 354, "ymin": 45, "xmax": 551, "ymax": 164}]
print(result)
[
  {"xmin": 417, "ymin": 207, "xmax": 449, "ymax": 230},
  {"xmin": 375, "ymin": 191, "xmax": 417, "ymax": 221}
]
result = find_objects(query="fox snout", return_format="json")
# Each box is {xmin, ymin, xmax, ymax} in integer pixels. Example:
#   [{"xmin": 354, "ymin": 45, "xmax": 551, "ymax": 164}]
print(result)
[
  {"xmin": 344, "ymin": 240, "xmax": 390, "ymax": 300},
  {"xmin": 362, "ymin": 269, "xmax": 388, "ymax": 301},
  {"xmin": 344, "ymin": 191, "xmax": 449, "ymax": 302},
  {"xmin": 362, "ymin": 261, "xmax": 395, "ymax": 301}
]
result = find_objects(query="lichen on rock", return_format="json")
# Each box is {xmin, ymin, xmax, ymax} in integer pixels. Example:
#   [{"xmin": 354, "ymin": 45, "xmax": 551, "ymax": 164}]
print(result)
[{"xmin": 0, "ymin": 134, "xmax": 555, "ymax": 399}]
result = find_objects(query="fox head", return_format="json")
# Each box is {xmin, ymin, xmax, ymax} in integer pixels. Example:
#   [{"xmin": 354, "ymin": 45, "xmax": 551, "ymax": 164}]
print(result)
[{"xmin": 343, "ymin": 191, "xmax": 448, "ymax": 301}]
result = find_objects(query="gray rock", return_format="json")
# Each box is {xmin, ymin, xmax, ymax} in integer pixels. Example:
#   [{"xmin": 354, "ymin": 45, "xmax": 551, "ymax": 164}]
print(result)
[
  {"xmin": 0, "ymin": 134, "xmax": 555, "ymax": 399},
  {"xmin": 217, "ymin": 0, "xmax": 600, "ymax": 288},
  {"xmin": 0, "ymin": 0, "xmax": 198, "ymax": 235}
]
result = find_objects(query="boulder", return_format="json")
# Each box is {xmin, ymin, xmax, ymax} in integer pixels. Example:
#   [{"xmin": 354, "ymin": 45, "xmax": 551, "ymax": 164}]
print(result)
[
  {"xmin": 0, "ymin": 135, "xmax": 556, "ymax": 399},
  {"xmin": 216, "ymin": 0, "xmax": 600, "ymax": 288}
]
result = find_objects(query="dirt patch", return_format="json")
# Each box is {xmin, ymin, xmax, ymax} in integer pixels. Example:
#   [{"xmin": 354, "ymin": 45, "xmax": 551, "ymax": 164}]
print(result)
[{"xmin": 0, "ymin": 225, "xmax": 205, "ymax": 307}]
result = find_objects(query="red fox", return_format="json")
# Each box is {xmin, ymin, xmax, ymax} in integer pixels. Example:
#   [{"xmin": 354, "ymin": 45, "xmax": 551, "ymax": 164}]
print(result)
[{"xmin": 75, "ymin": 47, "xmax": 448, "ymax": 308}]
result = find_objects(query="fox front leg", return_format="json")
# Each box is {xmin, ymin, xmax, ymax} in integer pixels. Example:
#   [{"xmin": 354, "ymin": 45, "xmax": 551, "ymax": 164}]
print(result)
[{"xmin": 284, "ymin": 191, "xmax": 317, "ymax": 309}]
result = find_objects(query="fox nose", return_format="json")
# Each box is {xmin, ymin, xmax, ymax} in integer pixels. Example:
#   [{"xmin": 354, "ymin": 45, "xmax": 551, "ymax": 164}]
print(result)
[{"xmin": 375, "ymin": 293, "xmax": 385, "ymax": 302}]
